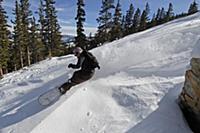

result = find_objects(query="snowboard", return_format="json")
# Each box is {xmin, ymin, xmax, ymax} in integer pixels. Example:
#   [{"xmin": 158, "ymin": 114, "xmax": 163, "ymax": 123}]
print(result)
[{"xmin": 38, "ymin": 87, "xmax": 62, "ymax": 106}]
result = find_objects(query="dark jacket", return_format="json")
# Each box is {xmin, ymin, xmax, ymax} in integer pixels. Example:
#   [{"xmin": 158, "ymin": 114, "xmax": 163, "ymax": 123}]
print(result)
[{"xmin": 70, "ymin": 51, "xmax": 96, "ymax": 73}]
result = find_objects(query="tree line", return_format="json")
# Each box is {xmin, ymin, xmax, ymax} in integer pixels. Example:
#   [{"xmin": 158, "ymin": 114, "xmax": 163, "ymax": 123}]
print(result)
[
  {"xmin": 0, "ymin": 0, "xmax": 64, "ymax": 78},
  {"xmin": 87, "ymin": 0, "xmax": 198, "ymax": 49},
  {"xmin": 0, "ymin": 0, "xmax": 199, "ymax": 78}
]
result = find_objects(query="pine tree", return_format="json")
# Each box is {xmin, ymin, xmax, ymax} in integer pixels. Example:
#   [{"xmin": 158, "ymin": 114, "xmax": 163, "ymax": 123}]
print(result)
[
  {"xmin": 139, "ymin": 3, "xmax": 150, "ymax": 31},
  {"xmin": 20, "ymin": 0, "xmax": 32, "ymax": 66},
  {"xmin": 145, "ymin": 2, "xmax": 150, "ymax": 17},
  {"xmin": 11, "ymin": 0, "xmax": 24, "ymax": 69},
  {"xmin": 75, "ymin": 0, "xmax": 87, "ymax": 48},
  {"xmin": 155, "ymin": 8, "xmax": 161, "ymax": 23},
  {"xmin": 44, "ymin": 0, "xmax": 63, "ymax": 57},
  {"xmin": 0, "ymin": 0, "xmax": 11, "ymax": 77},
  {"xmin": 188, "ymin": 0, "xmax": 198, "ymax": 15},
  {"xmin": 155, "ymin": 7, "xmax": 165, "ymax": 24},
  {"xmin": 149, "ymin": 13, "xmax": 156, "ymax": 27},
  {"xmin": 38, "ymin": 0, "xmax": 46, "ymax": 51},
  {"xmin": 131, "ymin": 8, "xmax": 141, "ymax": 33},
  {"xmin": 124, "ymin": 3, "xmax": 134, "ymax": 35},
  {"xmin": 30, "ymin": 17, "xmax": 45, "ymax": 63},
  {"xmin": 160, "ymin": 7, "xmax": 166, "ymax": 23},
  {"xmin": 165, "ymin": 3, "xmax": 174, "ymax": 22},
  {"xmin": 121, "ymin": 15, "xmax": 126, "ymax": 36},
  {"xmin": 96, "ymin": 0, "xmax": 115, "ymax": 44},
  {"xmin": 110, "ymin": 0, "xmax": 122, "ymax": 41},
  {"xmin": 139, "ymin": 11, "xmax": 146, "ymax": 31}
]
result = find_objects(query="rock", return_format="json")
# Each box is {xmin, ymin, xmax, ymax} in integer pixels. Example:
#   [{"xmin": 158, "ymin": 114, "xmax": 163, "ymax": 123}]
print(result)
[
  {"xmin": 179, "ymin": 58, "xmax": 200, "ymax": 132},
  {"xmin": 191, "ymin": 58, "xmax": 200, "ymax": 76},
  {"xmin": 185, "ymin": 70, "xmax": 200, "ymax": 98}
]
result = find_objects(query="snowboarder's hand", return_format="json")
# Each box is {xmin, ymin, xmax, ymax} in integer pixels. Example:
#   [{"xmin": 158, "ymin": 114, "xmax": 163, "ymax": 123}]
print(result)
[{"xmin": 68, "ymin": 63, "xmax": 73, "ymax": 68}]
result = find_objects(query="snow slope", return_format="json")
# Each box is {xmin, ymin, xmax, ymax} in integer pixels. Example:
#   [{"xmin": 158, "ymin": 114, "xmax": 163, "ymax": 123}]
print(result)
[{"xmin": 1, "ymin": 13, "xmax": 200, "ymax": 133}]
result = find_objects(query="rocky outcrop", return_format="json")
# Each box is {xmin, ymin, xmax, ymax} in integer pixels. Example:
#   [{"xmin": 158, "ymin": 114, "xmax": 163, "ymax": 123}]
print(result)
[{"xmin": 179, "ymin": 58, "xmax": 200, "ymax": 132}]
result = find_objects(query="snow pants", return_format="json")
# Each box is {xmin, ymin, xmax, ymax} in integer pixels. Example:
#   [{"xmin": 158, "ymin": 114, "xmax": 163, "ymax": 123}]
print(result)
[{"xmin": 60, "ymin": 70, "xmax": 94, "ymax": 92}]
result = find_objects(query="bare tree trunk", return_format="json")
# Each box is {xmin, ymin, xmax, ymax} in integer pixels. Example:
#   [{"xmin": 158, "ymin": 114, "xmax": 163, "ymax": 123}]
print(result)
[
  {"xmin": 20, "ymin": 48, "xmax": 24, "ymax": 68},
  {"xmin": 27, "ymin": 46, "xmax": 31, "ymax": 66},
  {"xmin": 0, "ymin": 67, "xmax": 3, "ymax": 79},
  {"xmin": 14, "ymin": 64, "xmax": 17, "ymax": 71},
  {"xmin": 4, "ymin": 68, "xmax": 8, "ymax": 74},
  {"xmin": 48, "ymin": 48, "xmax": 52, "ymax": 59}
]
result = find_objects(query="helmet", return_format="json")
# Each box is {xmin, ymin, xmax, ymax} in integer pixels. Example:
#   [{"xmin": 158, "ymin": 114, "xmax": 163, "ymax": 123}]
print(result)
[{"xmin": 73, "ymin": 47, "xmax": 83, "ymax": 56}]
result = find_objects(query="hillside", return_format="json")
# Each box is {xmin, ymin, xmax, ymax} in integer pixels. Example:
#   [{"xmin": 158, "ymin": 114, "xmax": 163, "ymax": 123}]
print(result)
[{"xmin": 1, "ymin": 13, "xmax": 200, "ymax": 133}]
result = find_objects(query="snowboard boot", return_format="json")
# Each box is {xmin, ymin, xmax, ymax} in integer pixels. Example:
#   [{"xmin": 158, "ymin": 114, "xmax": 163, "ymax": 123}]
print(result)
[
  {"xmin": 58, "ymin": 87, "xmax": 67, "ymax": 95},
  {"xmin": 58, "ymin": 81, "xmax": 74, "ymax": 95}
]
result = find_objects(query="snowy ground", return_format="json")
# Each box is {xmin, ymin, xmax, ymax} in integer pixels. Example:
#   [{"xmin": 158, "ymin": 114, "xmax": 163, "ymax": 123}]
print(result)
[{"xmin": 1, "ymin": 13, "xmax": 200, "ymax": 133}]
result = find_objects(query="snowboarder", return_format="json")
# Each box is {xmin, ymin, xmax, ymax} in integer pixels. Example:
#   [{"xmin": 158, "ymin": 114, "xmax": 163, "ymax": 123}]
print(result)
[{"xmin": 58, "ymin": 47, "xmax": 100, "ymax": 94}]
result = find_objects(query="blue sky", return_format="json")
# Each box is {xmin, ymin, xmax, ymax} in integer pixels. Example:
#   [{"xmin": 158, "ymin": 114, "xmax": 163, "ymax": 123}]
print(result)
[{"xmin": 2, "ymin": 0, "xmax": 199, "ymax": 35}]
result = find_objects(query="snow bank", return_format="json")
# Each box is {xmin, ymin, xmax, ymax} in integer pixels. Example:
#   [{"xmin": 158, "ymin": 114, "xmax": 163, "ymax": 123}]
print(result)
[{"xmin": 92, "ymin": 13, "xmax": 200, "ymax": 78}]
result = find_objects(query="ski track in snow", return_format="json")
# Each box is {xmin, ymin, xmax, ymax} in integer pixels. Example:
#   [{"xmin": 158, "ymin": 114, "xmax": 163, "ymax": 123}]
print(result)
[{"xmin": 1, "ymin": 13, "xmax": 200, "ymax": 133}]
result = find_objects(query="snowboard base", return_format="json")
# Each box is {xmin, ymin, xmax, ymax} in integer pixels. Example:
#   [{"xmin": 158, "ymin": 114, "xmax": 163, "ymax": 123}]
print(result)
[{"xmin": 38, "ymin": 88, "xmax": 62, "ymax": 106}]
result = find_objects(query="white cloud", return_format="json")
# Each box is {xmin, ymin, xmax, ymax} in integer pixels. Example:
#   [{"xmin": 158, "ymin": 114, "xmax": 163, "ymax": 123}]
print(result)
[
  {"xmin": 61, "ymin": 25, "xmax": 97, "ymax": 36},
  {"xmin": 56, "ymin": 7, "xmax": 65, "ymax": 12},
  {"xmin": 58, "ymin": 19, "xmax": 72, "ymax": 25}
]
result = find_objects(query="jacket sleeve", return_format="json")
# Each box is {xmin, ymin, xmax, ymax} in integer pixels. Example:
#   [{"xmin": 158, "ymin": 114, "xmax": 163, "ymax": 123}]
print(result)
[{"xmin": 71, "ymin": 56, "xmax": 85, "ymax": 69}]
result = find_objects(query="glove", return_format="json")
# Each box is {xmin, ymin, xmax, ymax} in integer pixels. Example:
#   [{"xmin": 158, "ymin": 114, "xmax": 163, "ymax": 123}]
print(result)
[
  {"xmin": 97, "ymin": 65, "xmax": 100, "ymax": 70},
  {"xmin": 68, "ymin": 63, "xmax": 73, "ymax": 68}
]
